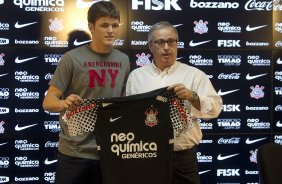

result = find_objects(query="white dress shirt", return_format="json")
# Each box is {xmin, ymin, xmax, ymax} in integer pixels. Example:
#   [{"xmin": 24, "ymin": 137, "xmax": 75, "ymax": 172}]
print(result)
[{"xmin": 126, "ymin": 61, "xmax": 222, "ymax": 151}]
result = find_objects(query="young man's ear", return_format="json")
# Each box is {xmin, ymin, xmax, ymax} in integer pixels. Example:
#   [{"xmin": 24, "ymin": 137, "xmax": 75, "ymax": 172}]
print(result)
[{"xmin": 88, "ymin": 22, "xmax": 94, "ymax": 32}]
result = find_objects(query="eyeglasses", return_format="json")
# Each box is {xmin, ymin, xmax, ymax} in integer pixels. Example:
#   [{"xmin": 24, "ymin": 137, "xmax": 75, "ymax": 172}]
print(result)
[{"xmin": 152, "ymin": 39, "xmax": 178, "ymax": 47}]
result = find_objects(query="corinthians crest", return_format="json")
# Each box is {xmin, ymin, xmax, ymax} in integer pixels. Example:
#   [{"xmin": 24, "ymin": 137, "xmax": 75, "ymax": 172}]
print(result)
[
  {"xmin": 250, "ymin": 85, "xmax": 264, "ymax": 99},
  {"xmin": 145, "ymin": 106, "xmax": 158, "ymax": 127}
]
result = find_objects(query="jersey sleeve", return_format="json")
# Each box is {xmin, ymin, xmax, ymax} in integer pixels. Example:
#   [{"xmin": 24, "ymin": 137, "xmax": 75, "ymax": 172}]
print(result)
[{"xmin": 62, "ymin": 99, "xmax": 99, "ymax": 136}]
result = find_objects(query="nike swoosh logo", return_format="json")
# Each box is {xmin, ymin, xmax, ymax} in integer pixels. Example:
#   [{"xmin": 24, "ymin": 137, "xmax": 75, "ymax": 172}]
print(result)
[
  {"xmin": 110, "ymin": 116, "xmax": 122, "ymax": 123},
  {"xmin": 277, "ymin": 58, "xmax": 282, "ymax": 64},
  {"xmin": 15, "ymin": 123, "xmax": 38, "ymax": 131},
  {"xmin": 245, "ymin": 137, "xmax": 267, "ymax": 144},
  {"xmin": 173, "ymin": 24, "xmax": 183, "ymax": 27},
  {"xmin": 218, "ymin": 89, "xmax": 240, "ymax": 96},
  {"xmin": 15, "ymin": 21, "xmax": 38, "ymax": 28},
  {"xmin": 246, "ymin": 25, "xmax": 267, "ymax": 32},
  {"xmin": 76, "ymin": 0, "xmax": 101, "ymax": 8},
  {"xmin": 15, "ymin": 56, "xmax": 38, "ymax": 63},
  {"xmin": 0, "ymin": 142, "xmax": 8, "ymax": 147},
  {"xmin": 199, "ymin": 170, "xmax": 211, "ymax": 175},
  {"xmin": 0, "ymin": 73, "xmax": 8, "ymax": 78},
  {"xmin": 44, "ymin": 158, "xmax": 58, "ymax": 165},
  {"xmin": 176, "ymin": 57, "xmax": 183, "ymax": 60},
  {"xmin": 189, "ymin": 40, "xmax": 211, "ymax": 47},
  {"xmin": 276, "ymin": 121, "xmax": 282, "ymax": 127},
  {"xmin": 217, "ymin": 153, "xmax": 239, "ymax": 160},
  {"xmin": 73, "ymin": 39, "xmax": 91, "ymax": 46},
  {"xmin": 246, "ymin": 73, "xmax": 267, "ymax": 80}
]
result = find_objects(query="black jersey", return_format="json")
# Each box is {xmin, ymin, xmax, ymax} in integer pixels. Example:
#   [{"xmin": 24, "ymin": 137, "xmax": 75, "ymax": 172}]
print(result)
[{"xmin": 63, "ymin": 87, "xmax": 192, "ymax": 184}]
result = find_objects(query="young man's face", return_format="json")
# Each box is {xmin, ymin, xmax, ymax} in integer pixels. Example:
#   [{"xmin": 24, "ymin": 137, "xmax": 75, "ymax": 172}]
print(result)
[{"xmin": 89, "ymin": 16, "xmax": 120, "ymax": 49}]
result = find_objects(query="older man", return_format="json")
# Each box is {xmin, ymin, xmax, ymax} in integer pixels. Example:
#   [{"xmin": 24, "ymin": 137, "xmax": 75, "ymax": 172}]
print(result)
[{"xmin": 126, "ymin": 21, "xmax": 222, "ymax": 184}]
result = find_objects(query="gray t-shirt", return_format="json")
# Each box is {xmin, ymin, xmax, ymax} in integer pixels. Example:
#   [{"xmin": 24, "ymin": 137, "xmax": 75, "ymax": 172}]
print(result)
[{"xmin": 49, "ymin": 45, "xmax": 130, "ymax": 159}]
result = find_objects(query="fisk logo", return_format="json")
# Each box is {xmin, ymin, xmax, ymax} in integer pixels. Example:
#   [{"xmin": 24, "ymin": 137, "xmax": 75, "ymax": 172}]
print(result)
[
  {"xmin": 222, "ymin": 104, "xmax": 240, "ymax": 112},
  {"xmin": 132, "ymin": 0, "xmax": 182, "ymax": 10},
  {"xmin": 218, "ymin": 40, "xmax": 240, "ymax": 47},
  {"xmin": 217, "ymin": 169, "xmax": 240, "ymax": 176}
]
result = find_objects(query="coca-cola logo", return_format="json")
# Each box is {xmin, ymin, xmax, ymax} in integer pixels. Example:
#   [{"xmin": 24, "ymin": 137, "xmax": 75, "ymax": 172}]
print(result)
[
  {"xmin": 218, "ymin": 73, "xmax": 241, "ymax": 79},
  {"xmin": 245, "ymin": 0, "xmax": 272, "ymax": 11},
  {"xmin": 45, "ymin": 141, "xmax": 59, "ymax": 148},
  {"xmin": 218, "ymin": 137, "xmax": 240, "ymax": 144},
  {"xmin": 45, "ymin": 73, "xmax": 53, "ymax": 80}
]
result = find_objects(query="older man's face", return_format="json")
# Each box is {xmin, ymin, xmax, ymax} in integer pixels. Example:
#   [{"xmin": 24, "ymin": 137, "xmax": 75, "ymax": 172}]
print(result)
[{"xmin": 149, "ymin": 27, "xmax": 178, "ymax": 70}]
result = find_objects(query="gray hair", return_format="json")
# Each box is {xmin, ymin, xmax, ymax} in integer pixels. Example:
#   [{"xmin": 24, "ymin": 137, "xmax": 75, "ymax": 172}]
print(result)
[{"xmin": 148, "ymin": 21, "xmax": 179, "ymax": 41}]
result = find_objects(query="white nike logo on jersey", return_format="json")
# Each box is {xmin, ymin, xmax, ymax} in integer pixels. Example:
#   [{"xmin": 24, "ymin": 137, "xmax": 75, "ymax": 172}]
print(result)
[
  {"xmin": 218, "ymin": 89, "xmax": 240, "ymax": 96},
  {"xmin": 245, "ymin": 137, "xmax": 267, "ymax": 144},
  {"xmin": 217, "ymin": 153, "xmax": 239, "ymax": 160},
  {"xmin": 110, "ymin": 116, "xmax": 122, "ymax": 122},
  {"xmin": 276, "ymin": 121, "xmax": 282, "ymax": 127},
  {"xmin": 246, "ymin": 73, "xmax": 267, "ymax": 80},
  {"xmin": 76, "ymin": 0, "xmax": 101, "ymax": 8},
  {"xmin": 73, "ymin": 39, "xmax": 91, "ymax": 46},
  {"xmin": 15, "ymin": 56, "xmax": 38, "ymax": 63},
  {"xmin": 189, "ymin": 40, "xmax": 211, "ymax": 47},
  {"xmin": 15, "ymin": 123, "xmax": 38, "ymax": 131},
  {"xmin": 15, "ymin": 21, "xmax": 37, "ymax": 28},
  {"xmin": 44, "ymin": 158, "xmax": 58, "ymax": 165},
  {"xmin": 246, "ymin": 25, "xmax": 267, "ymax": 32},
  {"xmin": 0, "ymin": 73, "xmax": 8, "ymax": 78},
  {"xmin": 277, "ymin": 58, "xmax": 282, "ymax": 64}
]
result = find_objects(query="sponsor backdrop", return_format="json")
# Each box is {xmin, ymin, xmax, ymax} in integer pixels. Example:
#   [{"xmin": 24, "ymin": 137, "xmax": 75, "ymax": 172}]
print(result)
[{"xmin": 0, "ymin": 0, "xmax": 282, "ymax": 183}]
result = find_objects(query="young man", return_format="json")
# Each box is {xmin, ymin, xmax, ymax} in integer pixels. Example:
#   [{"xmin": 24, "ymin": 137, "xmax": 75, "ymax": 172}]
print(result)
[
  {"xmin": 126, "ymin": 21, "xmax": 222, "ymax": 184},
  {"xmin": 42, "ymin": 2, "xmax": 130, "ymax": 183}
]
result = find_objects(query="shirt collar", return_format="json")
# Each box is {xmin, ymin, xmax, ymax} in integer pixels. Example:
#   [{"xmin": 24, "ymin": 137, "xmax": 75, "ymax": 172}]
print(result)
[{"xmin": 152, "ymin": 60, "xmax": 178, "ymax": 76}]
